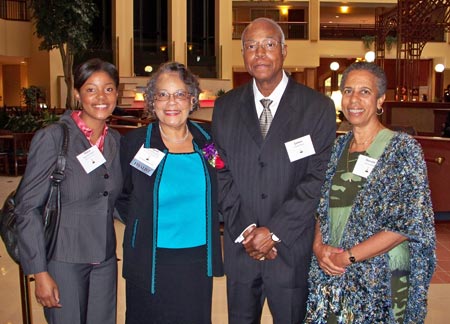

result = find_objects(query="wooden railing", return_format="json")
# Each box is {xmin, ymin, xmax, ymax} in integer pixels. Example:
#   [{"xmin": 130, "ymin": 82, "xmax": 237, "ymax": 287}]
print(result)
[
  {"xmin": 233, "ymin": 21, "xmax": 308, "ymax": 40},
  {"xmin": 0, "ymin": 0, "xmax": 29, "ymax": 21}
]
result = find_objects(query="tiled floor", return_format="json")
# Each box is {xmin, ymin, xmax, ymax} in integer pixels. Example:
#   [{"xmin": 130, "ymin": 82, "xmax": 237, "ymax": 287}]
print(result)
[
  {"xmin": 432, "ymin": 221, "xmax": 450, "ymax": 284},
  {"xmin": 0, "ymin": 175, "xmax": 448, "ymax": 323}
]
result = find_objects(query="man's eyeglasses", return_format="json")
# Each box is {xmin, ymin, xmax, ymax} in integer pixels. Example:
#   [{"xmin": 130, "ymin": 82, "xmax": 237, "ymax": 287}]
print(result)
[
  {"xmin": 243, "ymin": 39, "xmax": 282, "ymax": 52},
  {"xmin": 154, "ymin": 90, "xmax": 191, "ymax": 102}
]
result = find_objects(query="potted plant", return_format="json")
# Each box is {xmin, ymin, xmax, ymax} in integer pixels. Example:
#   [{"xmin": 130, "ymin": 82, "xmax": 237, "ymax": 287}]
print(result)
[
  {"xmin": 21, "ymin": 86, "xmax": 45, "ymax": 111},
  {"xmin": 215, "ymin": 89, "xmax": 226, "ymax": 97},
  {"xmin": 4, "ymin": 113, "xmax": 41, "ymax": 133},
  {"xmin": 361, "ymin": 35, "xmax": 376, "ymax": 50},
  {"xmin": 385, "ymin": 35, "xmax": 397, "ymax": 51}
]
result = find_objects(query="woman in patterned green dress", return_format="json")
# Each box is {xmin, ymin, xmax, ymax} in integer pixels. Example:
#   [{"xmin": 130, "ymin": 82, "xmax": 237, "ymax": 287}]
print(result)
[{"xmin": 305, "ymin": 62, "xmax": 436, "ymax": 323}]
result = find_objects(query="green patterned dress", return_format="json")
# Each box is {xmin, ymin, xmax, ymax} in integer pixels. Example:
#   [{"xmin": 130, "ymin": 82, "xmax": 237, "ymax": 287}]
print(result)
[{"xmin": 327, "ymin": 129, "xmax": 409, "ymax": 324}]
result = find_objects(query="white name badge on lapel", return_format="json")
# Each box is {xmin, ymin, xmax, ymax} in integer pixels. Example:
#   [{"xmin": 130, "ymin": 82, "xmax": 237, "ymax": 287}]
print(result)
[
  {"xmin": 284, "ymin": 135, "xmax": 316, "ymax": 162},
  {"xmin": 130, "ymin": 145, "xmax": 165, "ymax": 176},
  {"xmin": 76, "ymin": 145, "xmax": 106, "ymax": 174},
  {"xmin": 352, "ymin": 154, "xmax": 378, "ymax": 178}
]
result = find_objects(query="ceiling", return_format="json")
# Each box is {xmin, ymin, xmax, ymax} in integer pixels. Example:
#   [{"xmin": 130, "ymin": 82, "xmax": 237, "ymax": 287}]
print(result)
[{"xmin": 0, "ymin": 55, "xmax": 26, "ymax": 65}]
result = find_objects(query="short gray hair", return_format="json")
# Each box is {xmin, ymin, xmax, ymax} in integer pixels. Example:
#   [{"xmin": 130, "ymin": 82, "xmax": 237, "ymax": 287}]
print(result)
[
  {"xmin": 340, "ymin": 62, "xmax": 387, "ymax": 99},
  {"xmin": 241, "ymin": 17, "xmax": 286, "ymax": 49}
]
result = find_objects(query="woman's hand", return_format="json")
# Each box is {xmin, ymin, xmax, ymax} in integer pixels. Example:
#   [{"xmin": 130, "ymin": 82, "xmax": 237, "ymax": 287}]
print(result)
[
  {"xmin": 313, "ymin": 222, "xmax": 346, "ymax": 276},
  {"xmin": 34, "ymin": 272, "xmax": 62, "ymax": 308},
  {"xmin": 313, "ymin": 241, "xmax": 346, "ymax": 276}
]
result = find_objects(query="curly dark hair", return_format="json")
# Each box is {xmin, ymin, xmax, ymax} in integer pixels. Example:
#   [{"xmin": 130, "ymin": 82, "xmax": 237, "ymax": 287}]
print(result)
[{"xmin": 144, "ymin": 62, "xmax": 201, "ymax": 116}]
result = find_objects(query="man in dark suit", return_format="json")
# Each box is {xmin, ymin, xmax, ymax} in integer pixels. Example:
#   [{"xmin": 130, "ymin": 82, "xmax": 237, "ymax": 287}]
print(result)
[{"xmin": 212, "ymin": 18, "xmax": 336, "ymax": 323}]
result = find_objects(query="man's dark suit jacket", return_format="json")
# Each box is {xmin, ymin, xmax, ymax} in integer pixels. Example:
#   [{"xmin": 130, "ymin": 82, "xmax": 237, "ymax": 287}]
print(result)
[{"xmin": 212, "ymin": 77, "xmax": 336, "ymax": 289}]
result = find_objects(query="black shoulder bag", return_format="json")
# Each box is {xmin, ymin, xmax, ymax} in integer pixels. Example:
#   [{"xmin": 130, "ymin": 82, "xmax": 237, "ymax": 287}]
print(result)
[{"xmin": 0, "ymin": 122, "xmax": 69, "ymax": 264}]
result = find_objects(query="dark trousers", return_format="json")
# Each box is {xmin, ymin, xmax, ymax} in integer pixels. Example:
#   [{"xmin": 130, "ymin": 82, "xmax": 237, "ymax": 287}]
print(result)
[
  {"xmin": 226, "ymin": 274, "xmax": 307, "ymax": 324},
  {"xmin": 44, "ymin": 255, "xmax": 117, "ymax": 324}
]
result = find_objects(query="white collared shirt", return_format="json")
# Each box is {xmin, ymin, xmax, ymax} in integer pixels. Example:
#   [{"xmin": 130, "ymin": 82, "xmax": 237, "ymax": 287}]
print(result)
[{"xmin": 253, "ymin": 71, "xmax": 289, "ymax": 118}]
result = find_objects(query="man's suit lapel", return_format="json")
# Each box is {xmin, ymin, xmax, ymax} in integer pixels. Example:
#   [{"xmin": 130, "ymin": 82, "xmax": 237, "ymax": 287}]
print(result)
[
  {"xmin": 238, "ymin": 83, "xmax": 264, "ymax": 146},
  {"xmin": 265, "ymin": 79, "xmax": 300, "ymax": 140}
]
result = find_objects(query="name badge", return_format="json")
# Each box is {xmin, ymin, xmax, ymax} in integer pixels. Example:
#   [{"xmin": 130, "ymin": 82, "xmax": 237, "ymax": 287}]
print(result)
[
  {"xmin": 352, "ymin": 154, "xmax": 378, "ymax": 178},
  {"xmin": 77, "ymin": 146, "xmax": 106, "ymax": 174},
  {"xmin": 284, "ymin": 135, "xmax": 316, "ymax": 162},
  {"xmin": 130, "ymin": 145, "xmax": 165, "ymax": 176}
]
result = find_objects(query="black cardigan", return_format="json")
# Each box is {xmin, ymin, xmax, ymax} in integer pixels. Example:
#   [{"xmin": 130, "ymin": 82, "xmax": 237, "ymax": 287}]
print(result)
[{"xmin": 116, "ymin": 120, "xmax": 224, "ymax": 293}]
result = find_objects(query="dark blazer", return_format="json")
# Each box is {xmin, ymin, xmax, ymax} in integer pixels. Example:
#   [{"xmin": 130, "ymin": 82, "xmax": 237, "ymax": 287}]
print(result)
[
  {"xmin": 16, "ymin": 112, "xmax": 123, "ymax": 275},
  {"xmin": 116, "ymin": 120, "xmax": 224, "ymax": 293},
  {"xmin": 212, "ymin": 78, "xmax": 336, "ymax": 287}
]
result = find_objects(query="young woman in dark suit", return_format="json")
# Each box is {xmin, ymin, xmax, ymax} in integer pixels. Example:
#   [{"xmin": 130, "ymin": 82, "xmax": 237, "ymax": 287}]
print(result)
[{"xmin": 15, "ymin": 58, "xmax": 123, "ymax": 324}]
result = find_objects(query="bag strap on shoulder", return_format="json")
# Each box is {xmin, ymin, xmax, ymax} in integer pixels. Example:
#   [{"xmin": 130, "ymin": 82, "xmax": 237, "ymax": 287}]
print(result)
[{"xmin": 51, "ymin": 122, "xmax": 69, "ymax": 184}]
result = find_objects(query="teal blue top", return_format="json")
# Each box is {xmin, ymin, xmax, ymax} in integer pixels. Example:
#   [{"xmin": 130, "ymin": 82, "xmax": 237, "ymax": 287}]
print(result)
[{"xmin": 157, "ymin": 152, "xmax": 206, "ymax": 248}]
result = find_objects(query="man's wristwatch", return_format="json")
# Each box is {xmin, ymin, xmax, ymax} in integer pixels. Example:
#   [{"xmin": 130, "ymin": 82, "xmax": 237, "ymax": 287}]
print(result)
[
  {"xmin": 270, "ymin": 232, "xmax": 281, "ymax": 243},
  {"xmin": 347, "ymin": 248, "xmax": 356, "ymax": 264}
]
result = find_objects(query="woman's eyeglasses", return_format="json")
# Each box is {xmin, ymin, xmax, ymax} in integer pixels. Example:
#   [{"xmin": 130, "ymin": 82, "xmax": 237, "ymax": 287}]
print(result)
[{"xmin": 154, "ymin": 90, "xmax": 191, "ymax": 102}]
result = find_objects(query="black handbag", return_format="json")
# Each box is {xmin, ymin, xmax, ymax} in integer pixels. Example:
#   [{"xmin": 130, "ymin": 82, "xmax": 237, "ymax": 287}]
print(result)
[{"xmin": 0, "ymin": 122, "xmax": 69, "ymax": 264}]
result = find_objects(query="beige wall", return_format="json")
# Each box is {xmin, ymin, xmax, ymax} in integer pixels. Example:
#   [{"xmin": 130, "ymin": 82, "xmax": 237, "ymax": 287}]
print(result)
[
  {"xmin": 113, "ymin": 0, "xmax": 134, "ymax": 77},
  {"xmin": 0, "ymin": 19, "xmax": 31, "ymax": 57},
  {"xmin": 3, "ymin": 65, "xmax": 22, "ymax": 106},
  {"xmin": 168, "ymin": 0, "xmax": 187, "ymax": 64},
  {"xmin": 25, "ymin": 32, "xmax": 65, "ymax": 108},
  {"xmin": 0, "ymin": 65, "xmax": 3, "ymax": 106},
  {"xmin": 215, "ymin": 0, "xmax": 233, "ymax": 80},
  {"xmin": 27, "ymin": 33, "xmax": 51, "ymax": 106}
]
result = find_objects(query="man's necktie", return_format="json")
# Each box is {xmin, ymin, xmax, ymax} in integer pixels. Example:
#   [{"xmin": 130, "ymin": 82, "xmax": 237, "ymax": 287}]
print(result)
[{"xmin": 259, "ymin": 98, "xmax": 273, "ymax": 138}]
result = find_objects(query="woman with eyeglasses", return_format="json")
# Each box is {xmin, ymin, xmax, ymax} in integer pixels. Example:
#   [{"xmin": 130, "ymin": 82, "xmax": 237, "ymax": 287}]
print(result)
[{"xmin": 116, "ymin": 61, "xmax": 223, "ymax": 324}]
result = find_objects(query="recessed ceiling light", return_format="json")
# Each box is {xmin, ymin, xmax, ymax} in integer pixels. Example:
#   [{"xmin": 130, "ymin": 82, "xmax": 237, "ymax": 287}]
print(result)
[{"xmin": 340, "ymin": 6, "xmax": 349, "ymax": 14}]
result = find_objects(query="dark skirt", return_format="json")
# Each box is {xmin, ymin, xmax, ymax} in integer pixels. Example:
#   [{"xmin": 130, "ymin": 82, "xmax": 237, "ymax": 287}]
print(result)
[{"xmin": 125, "ymin": 245, "xmax": 213, "ymax": 324}]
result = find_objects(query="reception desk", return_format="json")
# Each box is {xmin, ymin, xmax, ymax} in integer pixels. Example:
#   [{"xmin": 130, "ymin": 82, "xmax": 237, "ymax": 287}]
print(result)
[
  {"xmin": 383, "ymin": 101, "xmax": 450, "ymax": 136},
  {"xmin": 415, "ymin": 136, "xmax": 450, "ymax": 213}
]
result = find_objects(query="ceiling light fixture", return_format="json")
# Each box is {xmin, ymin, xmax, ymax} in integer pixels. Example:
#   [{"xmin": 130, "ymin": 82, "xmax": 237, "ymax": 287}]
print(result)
[
  {"xmin": 330, "ymin": 62, "xmax": 340, "ymax": 71},
  {"xmin": 340, "ymin": 6, "xmax": 349, "ymax": 14},
  {"xmin": 435, "ymin": 63, "xmax": 445, "ymax": 73}
]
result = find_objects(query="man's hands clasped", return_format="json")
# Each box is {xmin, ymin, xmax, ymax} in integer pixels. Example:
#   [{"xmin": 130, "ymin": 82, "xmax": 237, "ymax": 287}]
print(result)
[{"xmin": 242, "ymin": 226, "xmax": 278, "ymax": 261}]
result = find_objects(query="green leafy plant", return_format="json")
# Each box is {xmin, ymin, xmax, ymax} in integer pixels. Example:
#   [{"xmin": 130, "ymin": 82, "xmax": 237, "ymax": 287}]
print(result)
[
  {"xmin": 21, "ymin": 86, "xmax": 45, "ymax": 110},
  {"xmin": 361, "ymin": 35, "xmax": 375, "ymax": 50},
  {"xmin": 215, "ymin": 89, "xmax": 226, "ymax": 97},
  {"xmin": 4, "ymin": 113, "xmax": 42, "ymax": 133},
  {"xmin": 385, "ymin": 35, "xmax": 397, "ymax": 51},
  {"xmin": 0, "ymin": 110, "xmax": 9, "ymax": 129}
]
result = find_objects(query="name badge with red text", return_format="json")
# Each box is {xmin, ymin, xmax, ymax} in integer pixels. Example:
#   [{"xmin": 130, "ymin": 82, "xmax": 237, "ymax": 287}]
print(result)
[{"xmin": 130, "ymin": 145, "xmax": 165, "ymax": 176}]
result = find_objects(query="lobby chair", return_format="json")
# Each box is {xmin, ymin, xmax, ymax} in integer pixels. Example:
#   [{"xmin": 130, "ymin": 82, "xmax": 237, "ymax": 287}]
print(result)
[
  {"xmin": 0, "ymin": 152, "xmax": 9, "ymax": 175},
  {"xmin": 12, "ymin": 132, "xmax": 35, "ymax": 176}
]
